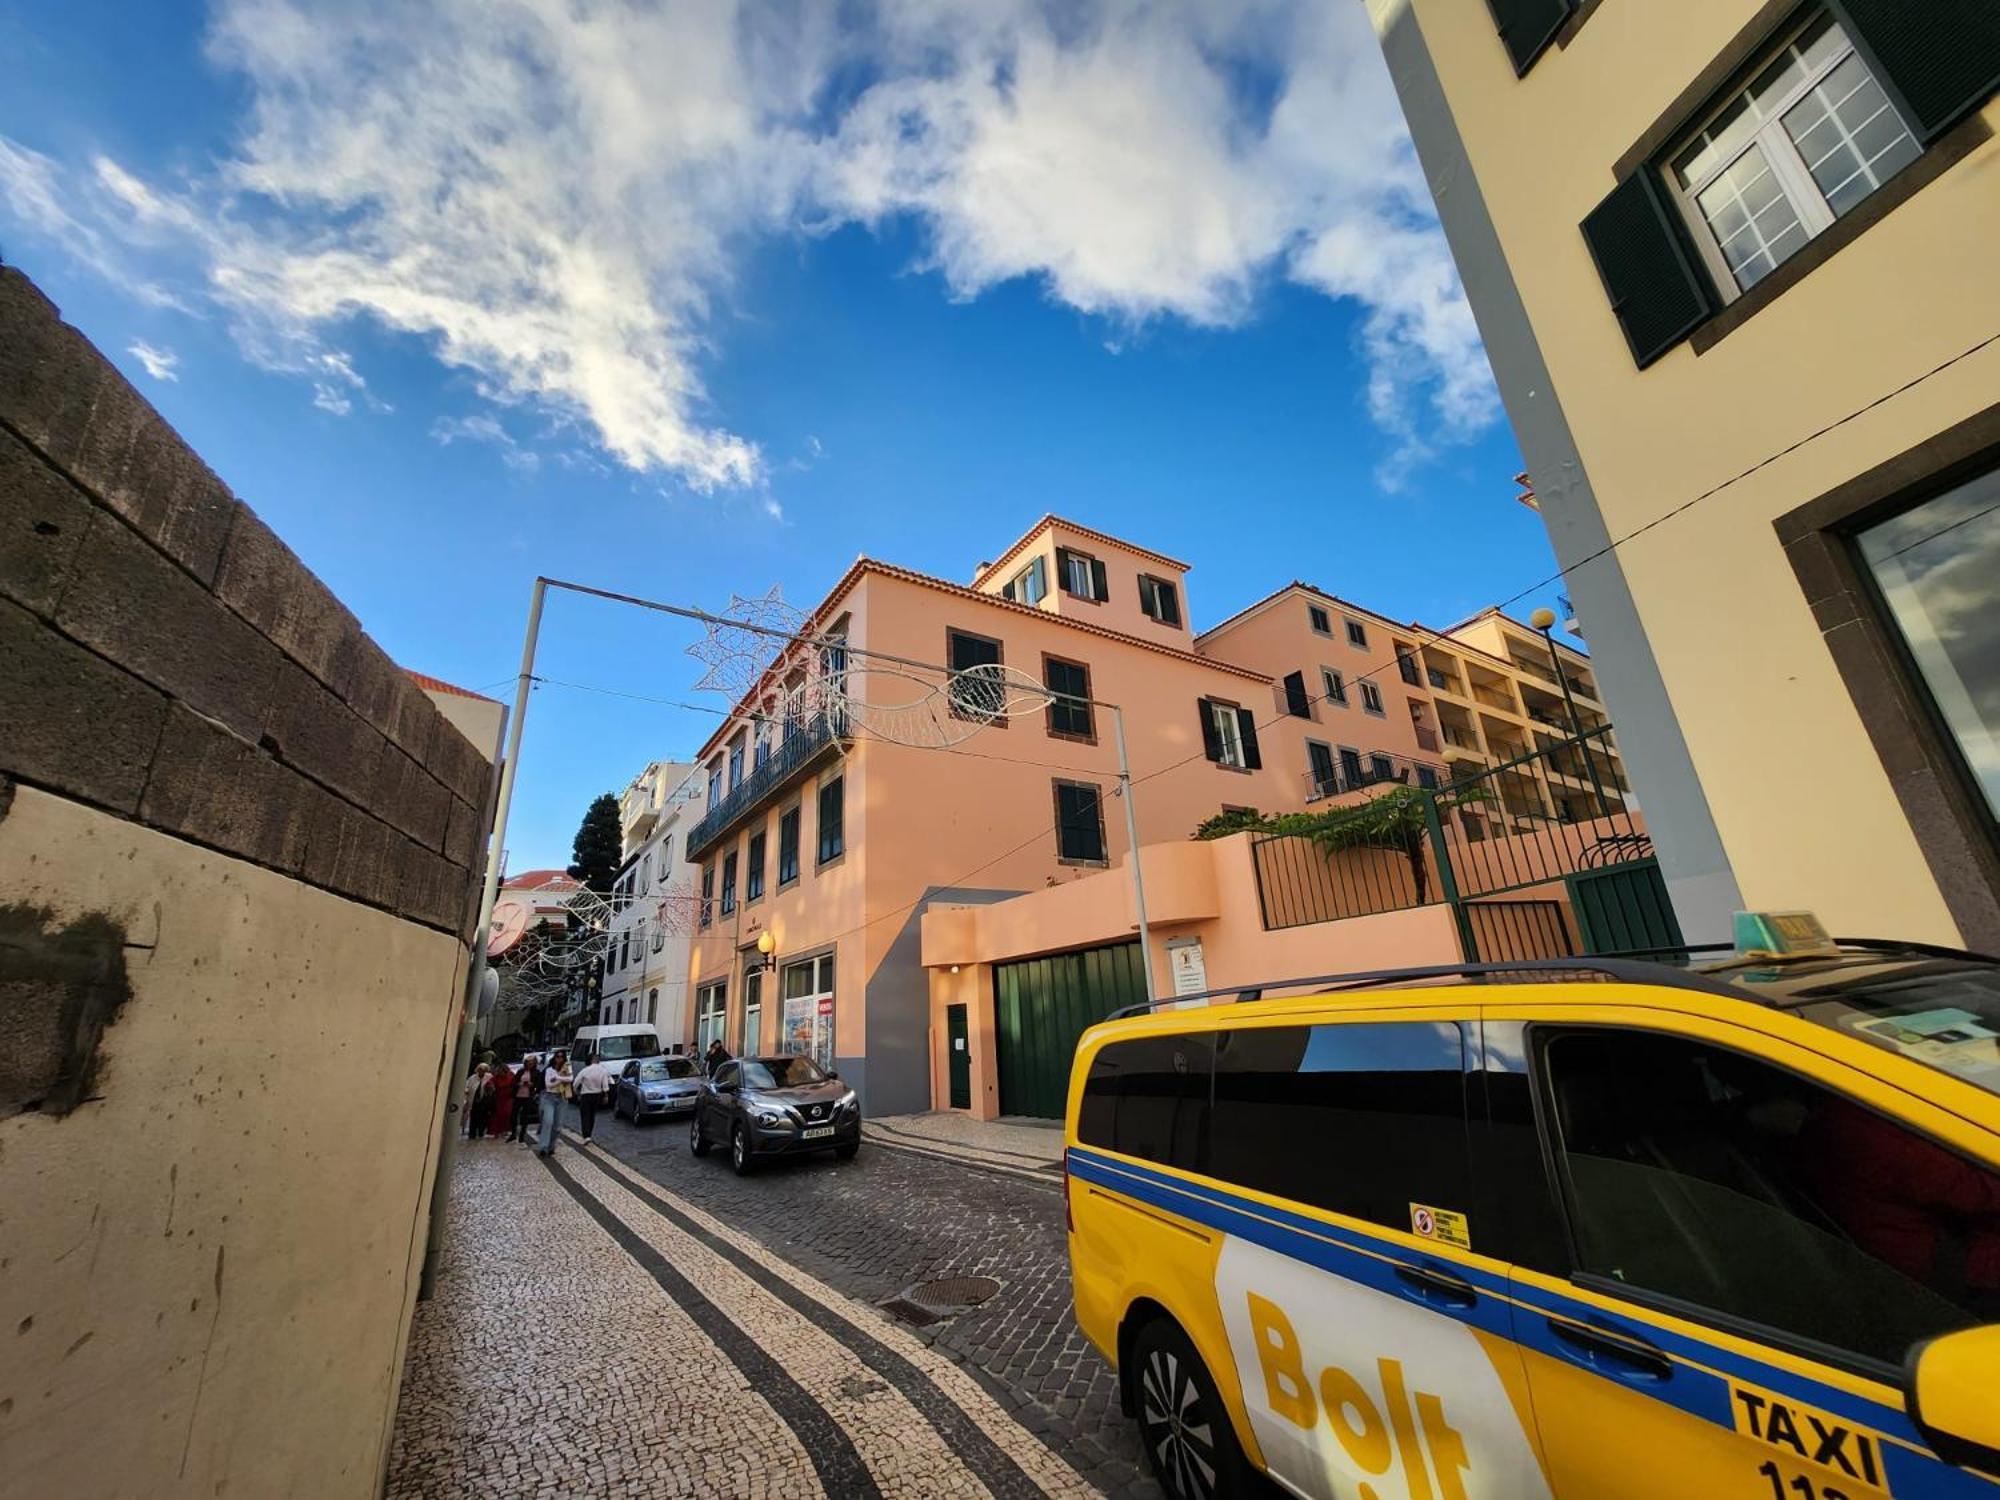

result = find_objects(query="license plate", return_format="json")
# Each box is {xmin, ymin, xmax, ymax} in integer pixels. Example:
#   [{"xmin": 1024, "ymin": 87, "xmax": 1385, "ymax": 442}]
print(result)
[{"xmin": 802, "ymin": 1125, "xmax": 834, "ymax": 1140}]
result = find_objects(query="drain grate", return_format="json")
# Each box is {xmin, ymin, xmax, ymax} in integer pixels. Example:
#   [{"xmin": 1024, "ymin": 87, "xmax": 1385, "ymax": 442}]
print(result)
[{"xmin": 881, "ymin": 1275, "xmax": 1002, "ymax": 1327}]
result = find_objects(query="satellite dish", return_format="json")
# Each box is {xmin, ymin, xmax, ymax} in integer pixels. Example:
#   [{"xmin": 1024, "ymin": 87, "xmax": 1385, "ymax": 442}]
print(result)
[{"xmin": 487, "ymin": 899, "xmax": 531, "ymax": 959}]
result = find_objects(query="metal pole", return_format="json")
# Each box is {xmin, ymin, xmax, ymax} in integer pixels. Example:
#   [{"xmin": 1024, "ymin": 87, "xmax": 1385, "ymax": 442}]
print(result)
[
  {"xmin": 1110, "ymin": 705, "xmax": 1158, "ymax": 1002},
  {"xmin": 418, "ymin": 577, "xmax": 548, "ymax": 1298},
  {"xmin": 1541, "ymin": 625, "xmax": 1609, "ymax": 816}
]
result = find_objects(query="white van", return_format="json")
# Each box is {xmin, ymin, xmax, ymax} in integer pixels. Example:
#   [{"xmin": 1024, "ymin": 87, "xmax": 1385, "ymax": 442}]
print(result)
[{"xmin": 567, "ymin": 1023, "xmax": 663, "ymax": 1066}]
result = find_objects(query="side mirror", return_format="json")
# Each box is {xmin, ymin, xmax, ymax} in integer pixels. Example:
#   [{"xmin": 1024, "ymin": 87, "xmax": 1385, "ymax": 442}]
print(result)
[{"xmin": 1908, "ymin": 1325, "xmax": 2000, "ymax": 1477}]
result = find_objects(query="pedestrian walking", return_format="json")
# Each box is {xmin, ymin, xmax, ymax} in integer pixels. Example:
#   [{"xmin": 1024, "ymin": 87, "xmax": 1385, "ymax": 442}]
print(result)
[
  {"xmin": 464, "ymin": 1063, "xmax": 494, "ymax": 1141},
  {"xmin": 536, "ymin": 1050, "xmax": 572, "ymax": 1156},
  {"xmin": 510, "ymin": 1054, "xmax": 541, "ymax": 1144},
  {"xmin": 572, "ymin": 1052, "xmax": 616, "ymax": 1145},
  {"xmin": 486, "ymin": 1059, "xmax": 516, "ymax": 1139},
  {"xmin": 705, "ymin": 1039, "xmax": 731, "ymax": 1076}
]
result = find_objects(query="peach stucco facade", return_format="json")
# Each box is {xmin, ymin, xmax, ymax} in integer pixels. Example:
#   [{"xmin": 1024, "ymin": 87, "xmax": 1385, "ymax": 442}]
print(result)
[{"xmin": 674, "ymin": 515, "xmax": 1627, "ymax": 1116}]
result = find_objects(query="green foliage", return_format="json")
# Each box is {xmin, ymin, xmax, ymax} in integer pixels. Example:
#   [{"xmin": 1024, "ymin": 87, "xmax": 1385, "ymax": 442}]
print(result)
[
  {"xmin": 567, "ymin": 792, "xmax": 624, "ymax": 893},
  {"xmin": 1190, "ymin": 807, "xmax": 1270, "ymax": 840}
]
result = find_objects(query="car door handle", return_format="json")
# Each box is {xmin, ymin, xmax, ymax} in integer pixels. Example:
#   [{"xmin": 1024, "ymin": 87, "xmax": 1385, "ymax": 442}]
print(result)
[
  {"xmin": 1546, "ymin": 1315, "xmax": 1674, "ymax": 1382},
  {"xmin": 1393, "ymin": 1263, "xmax": 1479, "ymax": 1309}
]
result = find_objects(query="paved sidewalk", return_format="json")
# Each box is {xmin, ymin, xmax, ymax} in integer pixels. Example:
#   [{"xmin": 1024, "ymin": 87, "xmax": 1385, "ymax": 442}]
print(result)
[
  {"xmin": 864, "ymin": 1111, "xmax": 1066, "ymax": 1181},
  {"xmin": 388, "ymin": 1132, "xmax": 1099, "ymax": 1498}
]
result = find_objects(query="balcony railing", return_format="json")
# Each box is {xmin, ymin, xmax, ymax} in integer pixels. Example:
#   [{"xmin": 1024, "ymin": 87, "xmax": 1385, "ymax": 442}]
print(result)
[
  {"xmin": 1471, "ymin": 683, "xmax": 1518, "ymax": 713},
  {"xmin": 1413, "ymin": 725, "xmax": 1440, "ymax": 752},
  {"xmin": 1441, "ymin": 724, "xmax": 1480, "ymax": 750},
  {"xmin": 1304, "ymin": 752, "xmax": 1446, "ymax": 804},
  {"xmin": 686, "ymin": 714, "xmax": 839, "ymax": 859}
]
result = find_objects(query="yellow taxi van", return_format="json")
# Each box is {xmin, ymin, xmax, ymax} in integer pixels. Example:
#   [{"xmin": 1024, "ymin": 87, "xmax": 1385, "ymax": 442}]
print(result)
[{"xmin": 1064, "ymin": 918, "xmax": 2000, "ymax": 1500}]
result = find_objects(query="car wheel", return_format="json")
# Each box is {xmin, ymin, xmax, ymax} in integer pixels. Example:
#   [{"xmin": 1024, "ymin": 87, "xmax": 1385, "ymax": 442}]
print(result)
[
  {"xmin": 689, "ymin": 1111, "xmax": 710, "ymax": 1157},
  {"xmin": 730, "ymin": 1124, "xmax": 756, "ymax": 1176},
  {"xmin": 1131, "ymin": 1318, "xmax": 1252, "ymax": 1500},
  {"xmin": 835, "ymin": 1142, "xmax": 858, "ymax": 1162}
]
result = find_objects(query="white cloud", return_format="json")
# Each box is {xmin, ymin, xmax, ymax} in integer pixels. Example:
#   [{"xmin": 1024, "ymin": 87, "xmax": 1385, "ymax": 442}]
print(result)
[
  {"xmin": 127, "ymin": 339, "xmax": 180, "ymax": 381},
  {"xmin": 432, "ymin": 412, "xmax": 539, "ymax": 471},
  {"xmin": 0, "ymin": 0, "xmax": 1499, "ymax": 492}
]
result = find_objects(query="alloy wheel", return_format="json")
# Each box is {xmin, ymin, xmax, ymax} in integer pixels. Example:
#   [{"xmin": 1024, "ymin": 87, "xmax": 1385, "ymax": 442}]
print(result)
[{"xmin": 1138, "ymin": 1346, "xmax": 1218, "ymax": 1500}]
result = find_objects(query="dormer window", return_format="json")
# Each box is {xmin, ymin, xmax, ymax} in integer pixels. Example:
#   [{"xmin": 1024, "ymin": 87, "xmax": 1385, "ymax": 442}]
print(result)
[{"xmin": 1138, "ymin": 574, "xmax": 1182, "ymax": 627}]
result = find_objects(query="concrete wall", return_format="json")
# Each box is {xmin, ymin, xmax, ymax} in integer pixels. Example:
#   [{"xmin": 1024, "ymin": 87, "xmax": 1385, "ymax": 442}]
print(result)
[
  {"xmin": 0, "ymin": 268, "xmax": 491, "ymax": 1496},
  {"xmin": 1371, "ymin": 0, "xmax": 2000, "ymax": 943}
]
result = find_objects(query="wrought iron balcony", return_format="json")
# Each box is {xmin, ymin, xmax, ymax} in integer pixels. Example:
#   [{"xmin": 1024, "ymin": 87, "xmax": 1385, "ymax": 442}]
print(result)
[
  {"xmin": 685, "ymin": 714, "xmax": 840, "ymax": 859},
  {"xmin": 1304, "ymin": 752, "xmax": 1446, "ymax": 804}
]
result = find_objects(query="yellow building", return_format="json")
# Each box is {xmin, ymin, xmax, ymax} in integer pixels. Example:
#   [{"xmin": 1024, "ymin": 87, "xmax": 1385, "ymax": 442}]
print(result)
[{"xmin": 1368, "ymin": 0, "xmax": 2000, "ymax": 947}]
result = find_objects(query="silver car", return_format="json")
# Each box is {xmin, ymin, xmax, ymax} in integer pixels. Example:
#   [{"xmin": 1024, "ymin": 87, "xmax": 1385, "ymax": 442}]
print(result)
[{"xmin": 612, "ymin": 1055, "xmax": 704, "ymax": 1122}]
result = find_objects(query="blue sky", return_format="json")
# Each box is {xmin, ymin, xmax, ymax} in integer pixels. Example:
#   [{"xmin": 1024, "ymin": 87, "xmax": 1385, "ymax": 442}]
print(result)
[{"xmin": 0, "ymin": 0, "xmax": 1564, "ymax": 872}]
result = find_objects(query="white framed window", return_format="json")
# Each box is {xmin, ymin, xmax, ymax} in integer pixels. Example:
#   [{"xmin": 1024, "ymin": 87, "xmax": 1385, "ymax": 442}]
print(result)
[
  {"xmin": 1666, "ymin": 12, "xmax": 1918, "ymax": 297},
  {"xmin": 1007, "ymin": 556, "xmax": 1048, "ymax": 605},
  {"xmin": 1308, "ymin": 605, "xmax": 1332, "ymax": 636},
  {"xmin": 1345, "ymin": 618, "xmax": 1368, "ymax": 649},
  {"xmin": 1360, "ymin": 681, "xmax": 1385, "ymax": 715},
  {"xmin": 1322, "ymin": 668, "xmax": 1347, "ymax": 706},
  {"xmin": 1206, "ymin": 699, "xmax": 1245, "ymax": 768},
  {"xmin": 1060, "ymin": 549, "xmax": 1096, "ymax": 598}
]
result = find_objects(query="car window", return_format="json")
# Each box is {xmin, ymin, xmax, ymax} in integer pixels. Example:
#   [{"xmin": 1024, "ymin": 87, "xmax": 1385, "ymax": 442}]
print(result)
[
  {"xmin": 1209, "ymin": 1021, "xmax": 1471, "ymax": 1236},
  {"xmin": 713, "ymin": 1062, "xmax": 739, "ymax": 1088},
  {"xmin": 663, "ymin": 1058, "xmax": 697, "ymax": 1080},
  {"xmin": 742, "ymin": 1056, "xmax": 828, "ymax": 1089},
  {"xmin": 622, "ymin": 1061, "xmax": 640, "ymax": 1081},
  {"xmin": 1543, "ymin": 1028, "xmax": 2000, "ymax": 1369},
  {"xmin": 635, "ymin": 1060, "xmax": 668, "ymax": 1082},
  {"xmin": 1077, "ymin": 1033, "xmax": 1212, "ymax": 1173}
]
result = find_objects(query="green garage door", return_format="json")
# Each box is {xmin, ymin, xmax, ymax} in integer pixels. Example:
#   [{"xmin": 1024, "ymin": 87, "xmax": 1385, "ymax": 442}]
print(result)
[{"xmin": 994, "ymin": 941, "xmax": 1147, "ymax": 1119}]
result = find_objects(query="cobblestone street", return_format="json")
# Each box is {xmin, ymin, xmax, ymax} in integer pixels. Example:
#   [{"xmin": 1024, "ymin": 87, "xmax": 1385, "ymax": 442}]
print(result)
[{"xmin": 387, "ymin": 1108, "xmax": 1159, "ymax": 1498}]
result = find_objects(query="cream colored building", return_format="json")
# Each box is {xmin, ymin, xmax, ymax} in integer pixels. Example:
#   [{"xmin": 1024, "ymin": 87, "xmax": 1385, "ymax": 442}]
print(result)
[{"xmin": 1369, "ymin": 0, "xmax": 2000, "ymax": 947}]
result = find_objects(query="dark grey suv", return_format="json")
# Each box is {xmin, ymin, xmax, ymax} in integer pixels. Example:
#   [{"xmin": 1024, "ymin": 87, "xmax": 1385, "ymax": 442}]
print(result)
[{"xmin": 689, "ymin": 1054, "xmax": 861, "ymax": 1174}]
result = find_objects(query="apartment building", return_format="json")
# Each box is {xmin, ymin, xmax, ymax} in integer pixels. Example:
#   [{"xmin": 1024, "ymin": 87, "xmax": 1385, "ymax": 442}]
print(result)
[
  {"xmin": 1198, "ymin": 586, "xmax": 1629, "ymax": 831},
  {"xmin": 599, "ymin": 762, "xmax": 702, "ymax": 1039},
  {"xmin": 1367, "ymin": 0, "xmax": 2000, "ymax": 946},
  {"xmin": 678, "ymin": 515, "xmax": 1627, "ymax": 1114}
]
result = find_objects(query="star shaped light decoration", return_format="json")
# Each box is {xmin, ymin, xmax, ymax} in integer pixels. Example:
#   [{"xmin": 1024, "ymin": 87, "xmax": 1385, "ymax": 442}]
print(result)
[{"xmin": 685, "ymin": 584, "xmax": 810, "ymax": 700}]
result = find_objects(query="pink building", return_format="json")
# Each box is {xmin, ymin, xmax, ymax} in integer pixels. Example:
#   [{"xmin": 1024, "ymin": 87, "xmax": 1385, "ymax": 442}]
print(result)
[{"xmin": 680, "ymin": 516, "xmax": 1627, "ymax": 1117}]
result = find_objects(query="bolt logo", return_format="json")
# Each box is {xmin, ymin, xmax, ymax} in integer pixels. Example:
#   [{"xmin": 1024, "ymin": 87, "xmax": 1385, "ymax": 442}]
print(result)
[{"xmin": 1251, "ymin": 1292, "xmax": 1471, "ymax": 1500}]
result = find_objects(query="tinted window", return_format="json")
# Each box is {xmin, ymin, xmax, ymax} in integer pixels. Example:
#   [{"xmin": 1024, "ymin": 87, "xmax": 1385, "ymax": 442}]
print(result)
[
  {"xmin": 593, "ymin": 1033, "xmax": 660, "ymax": 1060},
  {"xmin": 1078, "ymin": 1034, "xmax": 1212, "ymax": 1172},
  {"xmin": 1210, "ymin": 1022, "xmax": 1470, "ymax": 1233},
  {"xmin": 778, "ymin": 807, "xmax": 800, "ymax": 884},
  {"xmin": 817, "ymin": 778, "xmax": 844, "ymax": 863},
  {"xmin": 1544, "ymin": 1028, "xmax": 2000, "ymax": 1367},
  {"xmin": 744, "ymin": 1055, "xmax": 829, "ymax": 1089}
]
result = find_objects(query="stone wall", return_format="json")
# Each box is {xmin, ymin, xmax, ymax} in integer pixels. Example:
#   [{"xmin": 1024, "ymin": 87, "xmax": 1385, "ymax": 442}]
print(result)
[{"xmin": 0, "ymin": 266, "xmax": 492, "ymax": 1496}]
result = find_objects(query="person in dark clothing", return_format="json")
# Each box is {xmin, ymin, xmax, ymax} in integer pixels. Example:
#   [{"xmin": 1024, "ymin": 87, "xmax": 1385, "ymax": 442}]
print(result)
[{"xmin": 705, "ymin": 1040, "xmax": 731, "ymax": 1076}]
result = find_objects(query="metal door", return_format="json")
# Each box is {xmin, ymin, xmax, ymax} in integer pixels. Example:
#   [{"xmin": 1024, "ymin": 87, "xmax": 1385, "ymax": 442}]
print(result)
[
  {"xmin": 946, "ymin": 1004, "xmax": 971, "ymax": 1110},
  {"xmin": 993, "ymin": 941, "xmax": 1145, "ymax": 1119}
]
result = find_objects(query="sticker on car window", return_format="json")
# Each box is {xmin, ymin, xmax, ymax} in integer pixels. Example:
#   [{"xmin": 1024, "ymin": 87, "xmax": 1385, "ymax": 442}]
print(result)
[{"xmin": 1409, "ymin": 1203, "xmax": 1471, "ymax": 1250}]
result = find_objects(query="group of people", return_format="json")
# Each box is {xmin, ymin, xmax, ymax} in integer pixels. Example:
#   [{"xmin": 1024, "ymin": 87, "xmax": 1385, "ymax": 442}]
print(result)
[{"xmin": 461, "ymin": 1047, "xmax": 623, "ymax": 1156}]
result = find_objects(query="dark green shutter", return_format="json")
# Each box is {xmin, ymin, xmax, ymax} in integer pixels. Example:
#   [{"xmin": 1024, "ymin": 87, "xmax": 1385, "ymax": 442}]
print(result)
[
  {"xmin": 1484, "ymin": 0, "xmax": 1571, "ymax": 74},
  {"xmin": 1833, "ymin": 0, "xmax": 2000, "ymax": 139},
  {"xmin": 1090, "ymin": 557, "xmax": 1109, "ymax": 601},
  {"xmin": 1199, "ymin": 700, "xmax": 1223, "ymax": 762},
  {"xmin": 1283, "ymin": 671, "xmax": 1311, "ymax": 718},
  {"xmin": 1235, "ymin": 708, "xmax": 1262, "ymax": 770},
  {"xmin": 1580, "ymin": 171, "xmax": 1715, "ymax": 369}
]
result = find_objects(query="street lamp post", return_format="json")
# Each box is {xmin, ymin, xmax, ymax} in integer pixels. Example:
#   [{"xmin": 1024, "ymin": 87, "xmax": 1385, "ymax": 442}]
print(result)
[{"xmin": 1528, "ymin": 606, "xmax": 1609, "ymax": 816}]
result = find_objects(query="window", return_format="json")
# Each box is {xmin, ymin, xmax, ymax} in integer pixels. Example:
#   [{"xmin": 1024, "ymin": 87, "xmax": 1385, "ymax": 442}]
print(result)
[
  {"xmin": 1308, "ymin": 604, "xmax": 1332, "ymax": 636},
  {"xmin": 1281, "ymin": 671, "xmax": 1312, "ymax": 719},
  {"xmin": 1044, "ymin": 656, "xmax": 1094, "ymax": 740},
  {"xmin": 816, "ymin": 776, "xmax": 844, "ymax": 864},
  {"xmin": 1307, "ymin": 741, "xmax": 1337, "ymax": 798},
  {"xmin": 1138, "ymin": 574, "xmax": 1182, "ymax": 627},
  {"xmin": 1339, "ymin": 747, "xmax": 1364, "ymax": 786},
  {"xmin": 696, "ymin": 981, "xmax": 727, "ymax": 1051},
  {"xmin": 753, "ymin": 723, "xmax": 771, "ymax": 770},
  {"xmin": 647, "ymin": 988, "xmax": 659, "ymax": 1025},
  {"xmin": 1077, "ymin": 1034, "xmax": 1212, "ymax": 1172},
  {"xmin": 1054, "ymin": 780, "xmax": 1107, "ymax": 863},
  {"xmin": 1417, "ymin": 766, "xmax": 1440, "ymax": 790},
  {"xmin": 779, "ymin": 953, "xmax": 836, "ymax": 1071},
  {"xmin": 706, "ymin": 763, "xmax": 723, "ymax": 810},
  {"xmin": 1057, "ymin": 546, "xmax": 1108, "ymax": 602},
  {"xmin": 1346, "ymin": 618, "xmax": 1369, "ymax": 648},
  {"xmin": 1210, "ymin": 1022, "xmax": 1470, "ymax": 1232},
  {"xmin": 1004, "ymin": 555, "xmax": 1048, "ymax": 606},
  {"xmin": 1199, "ymin": 698, "xmax": 1261, "ymax": 771},
  {"xmin": 1360, "ymin": 681, "xmax": 1384, "ymax": 715},
  {"xmin": 1855, "ymin": 465, "xmax": 2000, "ymax": 823},
  {"xmin": 947, "ymin": 629, "xmax": 1005, "ymax": 723},
  {"xmin": 1369, "ymin": 754, "xmax": 1394, "ymax": 783},
  {"xmin": 1397, "ymin": 650, "xmax": 1422, "ymax": 687},
  {"xmin": 728, "ymin": 734, "xmax": 746, "ymax": 792},
  {"xmin": 777, "ymin": 805, "xmax": 800, "ymax": 886},
  {"xmin": 1322, "ymin": 668, "xmax": 1347, "ymax": 706},
  {"xmin": 719, "ymin": 850, "xmax": 737, "ymax": 916},
  {"xmin": 1543, "ymin": 1028, "xmax": 2000, "ymax": 1369},
  {"xmin": 698, "ymin": 864, "xmax": 714, "ymax": 929},
  {"xmin": 745, "ymin": 831, "xmax": 766, "ymax": 902},
  {"xmin": 639, "ymin": 854, "xmax": 652, "ymax": 893},
  {"xmin": 1667, "ymin": 15, "xmax": 1919, "ymax": 297}
]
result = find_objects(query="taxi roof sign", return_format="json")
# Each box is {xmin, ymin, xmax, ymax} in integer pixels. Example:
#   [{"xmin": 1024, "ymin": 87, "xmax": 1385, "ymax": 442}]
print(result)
[{"xmin": 1733, "ymin": 910, "xmax": 1838, "ymax": 959}]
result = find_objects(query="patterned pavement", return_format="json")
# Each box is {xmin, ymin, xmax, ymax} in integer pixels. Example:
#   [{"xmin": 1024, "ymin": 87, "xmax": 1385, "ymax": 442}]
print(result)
[{"xmin": 388, "ymin": 1106, "xmax": 1157, "ymax": 1498}]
